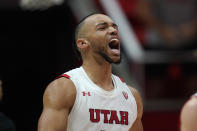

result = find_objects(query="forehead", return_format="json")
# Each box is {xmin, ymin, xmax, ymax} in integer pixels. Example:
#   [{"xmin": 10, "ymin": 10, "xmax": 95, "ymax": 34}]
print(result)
[{"xmin": 85, "ymin": 14, "xmax": 114, "ymax": 26}]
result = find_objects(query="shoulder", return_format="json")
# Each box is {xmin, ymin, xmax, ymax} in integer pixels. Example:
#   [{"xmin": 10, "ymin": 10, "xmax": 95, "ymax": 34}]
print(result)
[
  {"xmin": 127, "ymin": 85, "xmax": 143, "ymax": 118},
  {"xmin": 127, "ymin": 85, "xmax": 142, "ymax": 102},
  {"xmin": 43, "ymin": 77, "xmax": 76, "ymax": 110},
  {"xmin": 180, "ymin": 96, "xmax": 197, "ymax": 129},
  {"xmin": 181, "ymin": 96, "xmax": 197, "ymax": 118}
]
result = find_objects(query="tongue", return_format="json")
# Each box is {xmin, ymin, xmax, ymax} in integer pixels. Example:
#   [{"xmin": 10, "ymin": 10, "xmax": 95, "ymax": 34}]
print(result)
[{"xmin": 110, "ymin": 48, "xmax": 120, "ymax": 55}]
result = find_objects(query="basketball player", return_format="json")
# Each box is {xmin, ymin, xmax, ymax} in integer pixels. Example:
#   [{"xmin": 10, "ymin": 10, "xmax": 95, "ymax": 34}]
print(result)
[
  {"xmin": 180, "ymin": 92, "xmax": 197, "ymax": 131},
  {"xmin": 38, "ymin": 13, "xmax": 143, "ymax": 131}
]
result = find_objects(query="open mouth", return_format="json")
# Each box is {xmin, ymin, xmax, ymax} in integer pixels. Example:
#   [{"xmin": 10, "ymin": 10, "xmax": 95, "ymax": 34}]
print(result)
[
  {"xmin": 108, "ymin": 38, "xmax": 120, "ymax": 55},
  {"xmin": 108, "ymin": 39, "xmax": 120, "ymax": 50}
]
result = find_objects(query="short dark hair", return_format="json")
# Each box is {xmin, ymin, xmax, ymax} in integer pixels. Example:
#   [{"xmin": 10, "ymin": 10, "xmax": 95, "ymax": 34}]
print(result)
[{"xmin": 72, "ymin": 13, "xmax": 103, "ymax": 61}]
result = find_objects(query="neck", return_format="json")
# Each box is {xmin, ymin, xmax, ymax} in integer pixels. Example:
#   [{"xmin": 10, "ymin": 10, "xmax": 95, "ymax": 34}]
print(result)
[{"xmin": 82, "ymin": 58, "xmax": 114, "ymax": 91}]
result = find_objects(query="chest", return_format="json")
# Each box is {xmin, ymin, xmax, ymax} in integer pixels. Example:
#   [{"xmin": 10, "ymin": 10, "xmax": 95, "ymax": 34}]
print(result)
[{"xmin": 72, "ymin": 85, "xmax": 137, "ymax": 125}]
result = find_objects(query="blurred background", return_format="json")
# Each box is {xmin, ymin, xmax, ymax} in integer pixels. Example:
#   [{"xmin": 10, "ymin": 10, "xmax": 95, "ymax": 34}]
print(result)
[{"xmin": 0, "ymin": 0, "xmax": 197, "ymax": 130}]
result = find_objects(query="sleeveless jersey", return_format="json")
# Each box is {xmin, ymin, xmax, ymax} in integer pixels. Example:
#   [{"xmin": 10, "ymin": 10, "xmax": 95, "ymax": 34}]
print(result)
[{"xmin": 63, "ymin": 67, "xmax": 137, "ymax": 131}]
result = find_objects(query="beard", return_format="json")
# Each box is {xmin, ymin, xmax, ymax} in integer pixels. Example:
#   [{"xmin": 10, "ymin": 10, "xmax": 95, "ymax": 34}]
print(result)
[{"xmin": 97, "ymin": 47, "xmax": 121, "ymax": 64}]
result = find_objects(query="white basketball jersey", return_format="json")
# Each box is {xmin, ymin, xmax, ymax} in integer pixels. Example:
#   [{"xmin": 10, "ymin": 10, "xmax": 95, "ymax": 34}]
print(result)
[{"xmin": 64, "ymin": 67, "xmax": 137, "ymax": 131}]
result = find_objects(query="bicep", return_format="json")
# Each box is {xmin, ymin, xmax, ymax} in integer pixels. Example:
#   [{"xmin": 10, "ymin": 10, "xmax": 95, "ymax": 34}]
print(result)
[
  {"xmin": 38, "ymin": 107, "xmax": 69, "ymax": 131},
  {"xmin": 129, "ymin": 119, "xmax": 143, "ymax": 131},
  {"xmin": 129, "ymin": 86, "xmax": 143, "ymax": 119},
  {"xmin": 129, "ymin": 86, "xmax": 144, "ymax": 131},
  {"xmin": 38, "ymin": 78, "xmax": 76, "ymax": 131}
]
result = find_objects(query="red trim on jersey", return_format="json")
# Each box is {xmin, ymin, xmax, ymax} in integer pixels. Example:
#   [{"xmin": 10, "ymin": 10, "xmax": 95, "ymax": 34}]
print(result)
[
  {"xmin": 119, "ymin": 77, "xmax": 125, "ymax": 83},
  {"xmin": 55, "ymin": 74, "xmax": 70, "ymax": 79}
]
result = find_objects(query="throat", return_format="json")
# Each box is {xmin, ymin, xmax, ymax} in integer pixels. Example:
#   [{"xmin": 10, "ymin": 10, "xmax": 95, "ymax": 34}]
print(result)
[
  {"xmin": 82, "ymin": 64, "xmax": 114, "ymax": 91},
  {"xmin": 94, "ymin": 79, "xmax": 115, "ymax": 91},
  {"xmin": 102, "ymin": 85, "xmax": 115, "ymax": 91}
]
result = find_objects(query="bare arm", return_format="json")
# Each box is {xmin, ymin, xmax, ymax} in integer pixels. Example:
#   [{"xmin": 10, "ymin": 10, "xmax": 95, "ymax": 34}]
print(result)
[
  {"xmin": 180, "ymin": 97, "xmax": 197, "ymax": 131},
  {"xmin": 129, "ymin": 86, "xmax": 143, "ymax": 131},
  {"xmin": 38, "ymin": 77, "xmax": 76, "ymax": 131}
]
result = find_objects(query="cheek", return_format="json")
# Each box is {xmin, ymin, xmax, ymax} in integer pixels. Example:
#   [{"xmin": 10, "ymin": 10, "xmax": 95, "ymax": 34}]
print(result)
[
  {"xmin": 88, "ymin": 31, "xmax": 108, "ymax": 50},
  {"xmin": 92, "ymin": 32, "xmax": 107, "ymax": 43}
]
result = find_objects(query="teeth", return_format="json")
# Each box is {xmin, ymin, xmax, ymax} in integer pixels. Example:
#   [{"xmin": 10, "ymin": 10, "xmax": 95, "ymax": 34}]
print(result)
[
  {"xmin": 108, "ymin": 37, "xmax": 120, "ymax": 53},
  {"xmin": 110, "ymin": 38, "xmax": 119, "ymax": 42}
]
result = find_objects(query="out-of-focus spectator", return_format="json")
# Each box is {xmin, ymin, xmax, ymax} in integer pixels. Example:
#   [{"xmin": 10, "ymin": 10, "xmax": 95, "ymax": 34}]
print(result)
[
  {"xmin": 136, "ymin": 0, "xmax": 197, "ymax": 48},
  {"xmin": 119, "ymin": 0, "xmax": 197, "ymax": 49},
  {"xmin": 0, "ymin": 77, "xmax": 16, "ymax": 131},
  {"xmin": 118, "ymin": 0, "xmax": 147, "ymax": 45}
]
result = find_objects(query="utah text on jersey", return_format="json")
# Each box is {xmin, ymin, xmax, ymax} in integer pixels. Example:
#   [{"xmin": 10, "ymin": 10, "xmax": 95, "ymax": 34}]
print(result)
[{"xmin": 89, "ymin": 108, "xmax": 128, "ymax": 125}]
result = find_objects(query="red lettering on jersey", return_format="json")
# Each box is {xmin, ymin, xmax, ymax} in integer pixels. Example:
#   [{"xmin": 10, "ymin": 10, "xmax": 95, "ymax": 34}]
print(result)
[
  {"xmin": 101, "ymin": 110, "xmax": 110, "ymax": 123},
  {"xmin": 122, "ymin": 91, "xmax": 128, "ymax": 100},
  {"xmin": 82, "ymin": 91, "xmax": 91, "ymax": 96},
  {"xmin": 120, "ymin": 111, "xmax": 128, "ymax": 125},
  {"xmin": 109, "ymin": 110, "xmax": 120, "ymax": 124},
  {"xmin": 89, "ymin": 109, "xmax": 128, "ymax": 125},
  {"xmin": 89, "ymin": 109, "xmax": 100, "ymax": 122}
]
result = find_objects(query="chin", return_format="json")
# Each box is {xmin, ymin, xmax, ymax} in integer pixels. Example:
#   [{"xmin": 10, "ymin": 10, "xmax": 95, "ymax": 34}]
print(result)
[
  {"xmin": 111, "ymin": 54, "xmax": 121, "ymax": 63},
  {"xmin": 99, "ymin": 51, "xmax": 121, "ymax": 64},
  {"xmin": 113, "ymin": 58, "xmax": 121, "ymax": 64},
  {"xmin": 107, "ymin": 56, "xmax": 121, "ymax": 64}
]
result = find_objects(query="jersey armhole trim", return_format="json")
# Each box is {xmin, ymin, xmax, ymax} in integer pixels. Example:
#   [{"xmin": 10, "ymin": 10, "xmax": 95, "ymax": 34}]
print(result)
[
  {"xmin": 119, "ymin": 77, "xmax": 125, "ymax": 83},
  {"xmin": 55, "ymin": 74, "xmax": 71, "ymax": 79}
]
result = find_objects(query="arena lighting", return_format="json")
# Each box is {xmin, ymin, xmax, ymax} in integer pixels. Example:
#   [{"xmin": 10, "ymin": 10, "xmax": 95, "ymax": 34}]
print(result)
[
  {"xmin": 99, "ymin": 0, "xmax": 144, "ymax": 63},
  {"xmin": 20, "ymin": 0, "xmax": 64, "ymax": 10}
]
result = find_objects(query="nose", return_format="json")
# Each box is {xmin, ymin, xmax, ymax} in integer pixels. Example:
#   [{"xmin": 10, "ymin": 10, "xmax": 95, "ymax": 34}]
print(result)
[{"xmin": 109, "ymin": 26, "xmax": 118, "ymax": 36}]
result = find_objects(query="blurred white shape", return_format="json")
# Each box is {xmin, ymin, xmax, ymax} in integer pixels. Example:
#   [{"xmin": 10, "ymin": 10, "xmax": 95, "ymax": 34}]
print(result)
[{"xmin": 20, "ymin": 0, "xmax": 64, "ymax": 10}]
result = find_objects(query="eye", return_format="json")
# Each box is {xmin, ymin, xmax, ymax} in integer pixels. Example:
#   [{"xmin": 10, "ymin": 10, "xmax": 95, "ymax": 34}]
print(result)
[
  {"xmin": 113, "ymin": 25, "xmax": 118, "ymax": 30},
  {"xmin": 98, "ymin": 26, "xmax": 106, "ymax": 30},
  {"xmin": 112, "ymin": 23, "xmax": 118, "ymax": 30}
]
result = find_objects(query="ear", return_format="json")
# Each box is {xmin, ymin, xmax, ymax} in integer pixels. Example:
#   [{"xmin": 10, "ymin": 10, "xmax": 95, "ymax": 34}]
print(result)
[{"xmin": 76, "ymin": 38, "xmax": 89, "ymax": 50}]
